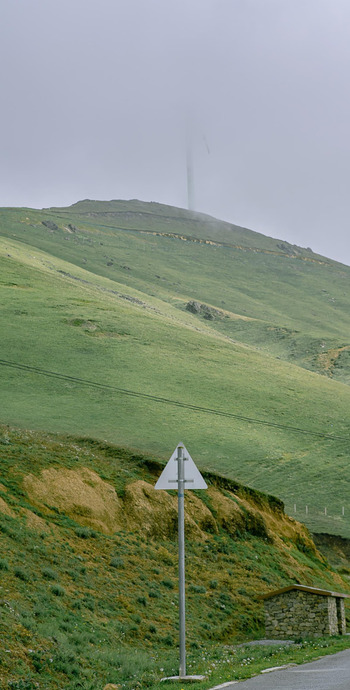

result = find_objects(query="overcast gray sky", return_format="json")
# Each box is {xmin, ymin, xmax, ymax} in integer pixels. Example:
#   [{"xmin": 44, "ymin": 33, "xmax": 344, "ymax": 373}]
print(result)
[{"xmin": 1, "ymin": 0, "xmax": 350, "ymax": 265}]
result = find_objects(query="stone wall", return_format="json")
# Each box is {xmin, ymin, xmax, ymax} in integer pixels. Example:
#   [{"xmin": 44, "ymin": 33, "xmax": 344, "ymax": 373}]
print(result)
[
  {"xmin": 336, "ymin": 597, "xmax": 346, "ymax": 635},
  {"xmin": 264, "ymin": 589, "xmax": 345, "ymax": 639},
  {"xmin": 327, "ymin": 596, "xmax": 339, "ymax": 635}
]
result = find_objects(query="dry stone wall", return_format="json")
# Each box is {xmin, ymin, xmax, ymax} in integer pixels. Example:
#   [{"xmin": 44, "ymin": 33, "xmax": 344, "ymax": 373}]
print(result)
[{"xmin": 336, "ymin": 596, "xmax": 347, "ymax": 635}]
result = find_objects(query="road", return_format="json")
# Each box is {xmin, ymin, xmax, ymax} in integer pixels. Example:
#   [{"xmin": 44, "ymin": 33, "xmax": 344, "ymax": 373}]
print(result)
[{"xmin": 213, "ymin": 649, "xmax": 350, "ymax": 689}]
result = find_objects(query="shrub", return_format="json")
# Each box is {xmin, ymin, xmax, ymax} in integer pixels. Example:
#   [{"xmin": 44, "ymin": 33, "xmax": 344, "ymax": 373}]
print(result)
[
  {"xmin": 14, "ymin": 567, "xmax": 29, "ymax": 582},
  {"xmin": 82, "ymin": 595, "xmax": 95, "ymax": 610},
  {"xmin": 161, "ymin": 578, "xmax": 174, "ymax": 589},
  {"xmin": 51, "ymin": 584, "xmax": 65, "ymax": 597},
  {"xmin": 148, "ymin": 589, "xmax": 160, "ymax": 599},
  {"xmin": 127, "ymin": 624, "xmax": 140, "ymax": 637},
  {"xmin": 34, "ymin": 604, "xmax": 46, "ymax": 619},
  {"xmin": 52, "ymin": 646, "xmax": 80, "ymax": 676},
  {"xmin": 189, "ymin": 584, "xmax": 206, "ymax": 594},
  {"xmin": 137, "ymin": 596, "xmax": 147, "ymax": 606},
  {"xmin": 0, "ymin": 522, "xmax": 21, "ymax": 541},
  {"xmin": 0, "ymin": 557, "xmax": 9, "ymax": 571},
  {"xmin": 75, "ymin": 526, "xmax": 96, "ymax": 539},
  {"xmin": 110, "ymin": 557, "xmax": 124, "ymax": 569},
  {"xmin": 42, "ymin": 567, "xmax": 57, "ymax": 580},
  {"xmin": 31, "ymin": 650, "xmax": 48, "ymax": 672}
]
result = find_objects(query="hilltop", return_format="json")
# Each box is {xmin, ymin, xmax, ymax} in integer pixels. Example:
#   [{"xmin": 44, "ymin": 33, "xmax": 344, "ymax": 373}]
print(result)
[
  {"xmin": 0, "ymin": 424, "xmax": 349, "ymax": 688},
  {"xmin": 1, "ymin": 200, "xmax": 350, "ymax": 536}
]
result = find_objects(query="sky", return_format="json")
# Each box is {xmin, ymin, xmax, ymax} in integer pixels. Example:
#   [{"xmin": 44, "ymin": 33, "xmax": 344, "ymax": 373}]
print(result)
[{"xmin": 1, "ymin": 0, "xmax": 350, "ymax": 265}]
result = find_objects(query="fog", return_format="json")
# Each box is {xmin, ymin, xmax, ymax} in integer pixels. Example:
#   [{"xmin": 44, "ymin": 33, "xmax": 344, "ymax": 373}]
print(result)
[{"xmin": 1, "ymin": 0, "xmax": 350, "ymax": 265}]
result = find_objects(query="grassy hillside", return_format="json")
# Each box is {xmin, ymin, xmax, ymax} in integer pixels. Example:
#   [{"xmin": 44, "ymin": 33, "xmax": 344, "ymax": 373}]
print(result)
[
  {"xmin": 1, "ymin": 424, "xmax": 350, "ymax": 689},
  {"xmin": 1, "ymin": 201, "xmax": 350, "ymax": 536}
]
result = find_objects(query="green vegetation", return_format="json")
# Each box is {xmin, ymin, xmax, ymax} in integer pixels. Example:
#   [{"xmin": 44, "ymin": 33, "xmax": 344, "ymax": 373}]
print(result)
[
  {"xmin": 0, "ymin": 424, "xmax": 350, "ymax": 688},
  {"xmin": 149, "ymin": 637, "xmax": 350, "ymax": 689},
  {"xmin": 1, "ymin": 200, "xmax": 350, "ymax": 538}
]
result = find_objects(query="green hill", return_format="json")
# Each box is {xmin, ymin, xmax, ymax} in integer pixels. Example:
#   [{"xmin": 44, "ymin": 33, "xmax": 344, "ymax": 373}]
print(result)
[
  {"xmin": 1, "ymin": 200, "xmax": 350, "ymax": 536},
  {"xmin": 0, "ymin": 424, "xmax": 349, "ymax": 689}
]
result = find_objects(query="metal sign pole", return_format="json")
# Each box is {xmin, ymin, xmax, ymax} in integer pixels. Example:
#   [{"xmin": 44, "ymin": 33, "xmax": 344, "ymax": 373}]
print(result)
[
  {"xmin": 177, "ymin": 444, "xmax": 186, "ymax": 678},
  {"xmin": 155, "ymin": 442, "xmax": 207, "ymax": 683}
]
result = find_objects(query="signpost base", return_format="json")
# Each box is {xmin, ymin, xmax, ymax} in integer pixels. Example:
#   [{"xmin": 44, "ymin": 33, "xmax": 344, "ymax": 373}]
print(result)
[{"xmin": 161, "ymin": 675, "xmax": 206, "ymax": 683}]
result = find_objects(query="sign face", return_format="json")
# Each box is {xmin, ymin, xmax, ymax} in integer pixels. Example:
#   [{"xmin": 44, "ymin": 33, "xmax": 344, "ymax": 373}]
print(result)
[{"xmin": 155, "ymin": 443, "xmax": 207, "ymax": 490}]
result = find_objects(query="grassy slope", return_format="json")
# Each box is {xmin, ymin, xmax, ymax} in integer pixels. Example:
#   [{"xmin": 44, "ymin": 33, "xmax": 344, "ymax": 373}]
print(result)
[
  {"xmin": 1, "ymin": 202, "xmax": 350, "ymax": 537},
  {"xmin": 1, "ymin": 424, "xmax": 350, "ymax": 689}
]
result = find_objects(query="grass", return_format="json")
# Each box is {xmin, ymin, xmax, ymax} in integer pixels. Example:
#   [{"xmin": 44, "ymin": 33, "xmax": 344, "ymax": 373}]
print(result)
[
  {"xmin": 147, "ymin": 636, "xmax": 350, "ymax": 689},
  {"xmin": 1, "ymin": 201, "xmax": 350, "ymax": 538},
  {"xmin": 0, "ymin": 425, "xmax": 350, "ymax": 687}
]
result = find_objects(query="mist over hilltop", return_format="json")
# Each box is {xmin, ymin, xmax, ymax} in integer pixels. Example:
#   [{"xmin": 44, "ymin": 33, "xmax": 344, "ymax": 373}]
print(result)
[{"xmin": 1, "ymin": 1, "xmax": 350, "ymax": 265}]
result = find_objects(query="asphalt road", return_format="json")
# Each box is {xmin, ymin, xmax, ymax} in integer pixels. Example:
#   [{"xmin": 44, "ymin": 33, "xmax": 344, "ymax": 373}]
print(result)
[{"xmin": 214, "ymin": 649, "xmax": 350, "ymax": 689}]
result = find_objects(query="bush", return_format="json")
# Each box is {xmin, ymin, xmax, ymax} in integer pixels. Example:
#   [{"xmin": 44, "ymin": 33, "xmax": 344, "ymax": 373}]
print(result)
[
  {"xmin": 31, "ymin": 650, "xmax": 48, "ymax": 672},
  {"xmin": 51, "ymin": 584, "xmax": 65, "ymax": 597},
  {"xmin": 0, "ymin": 522, "xmax": 21, "ymax": 541},
  {"xmin": 0, "ymin": 557, "xmax": 9, "ymax": 571},
  {"xmin": 82, "ymin": 595, "xmax": 95, "ymax": 610},
  {"xmin": 137, "ymin": 596, "xmax": 147, "ymax": 606},
  {"xmin": 189, "ymin": 584, "xmax": 206, "ymax": 594},
  {"xmin": 14, "ymin": 567, "xmax": 29, "ymax": 582},
  {"xmin": 110, "ymin": 557, "xmax": 124, "ymax": 569},
  {"xmin": 75, "ymin": 526, "xmax": 96, "ymax": 539},
  {"xmin": 52, "ymin": 646, "xmax": 80, "ymax": 676},
  {"xmin": 161, "ymin": 578, "xmax": 174, "ymax": 589},
  {"xmin": 42, "ymin": 567, "xmax": 57, "ymax": 580},
  {"xmin": 127, "ymin": 624, "xmax": 140, "ymax": 637},
  {"xmin": 148, "ymin": 589, "xmax": 160, "ymax": 599}
]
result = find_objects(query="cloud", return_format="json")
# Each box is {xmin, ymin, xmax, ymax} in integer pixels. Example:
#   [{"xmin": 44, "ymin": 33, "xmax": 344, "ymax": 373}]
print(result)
[{"xmin": 1, "ymin": 0, "xmax": 350, "ymax": 264}]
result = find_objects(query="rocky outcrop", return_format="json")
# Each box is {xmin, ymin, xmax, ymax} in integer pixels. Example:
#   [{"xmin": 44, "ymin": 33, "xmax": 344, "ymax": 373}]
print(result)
[{"xmin": 186, "ymin": 300, "xmax": 224, "ymax": 320}]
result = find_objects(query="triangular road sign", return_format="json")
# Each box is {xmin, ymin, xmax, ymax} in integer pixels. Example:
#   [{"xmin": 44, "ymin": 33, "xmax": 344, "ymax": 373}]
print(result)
[{"xmin": 155, "ymin": 443, "xmax": 207, "ymax": 490}]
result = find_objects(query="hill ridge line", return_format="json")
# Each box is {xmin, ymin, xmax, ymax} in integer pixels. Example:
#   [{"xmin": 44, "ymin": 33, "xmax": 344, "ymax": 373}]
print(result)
[{"xmin": 39, "ymin": 208, "xmax": 332, "ymax": 266}]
